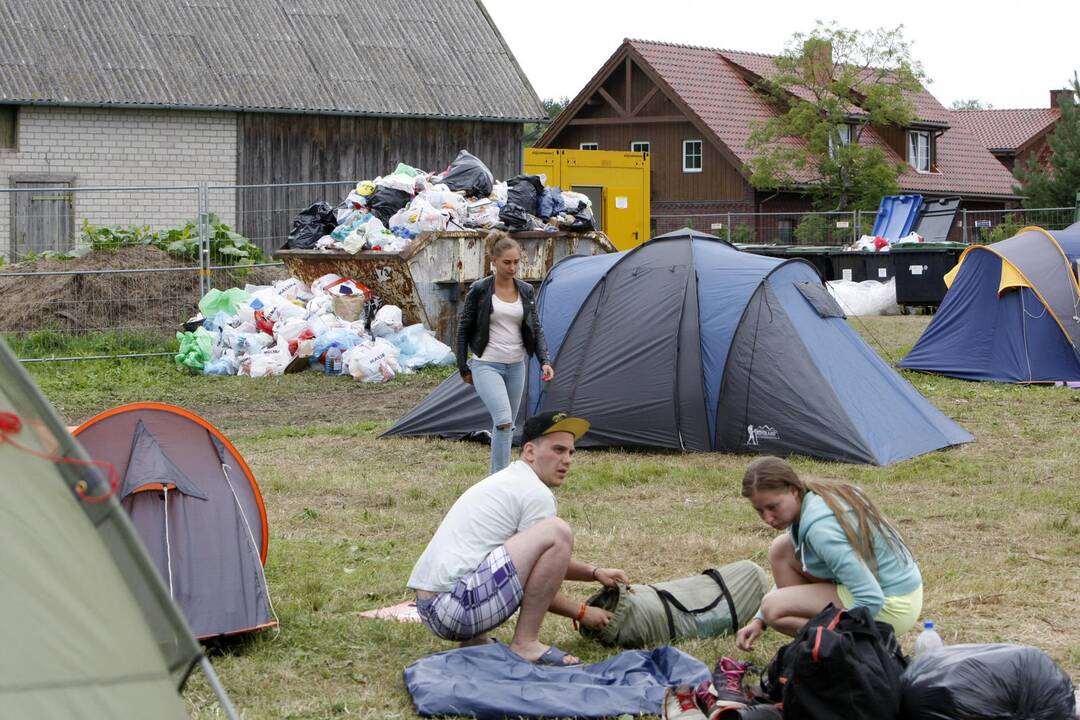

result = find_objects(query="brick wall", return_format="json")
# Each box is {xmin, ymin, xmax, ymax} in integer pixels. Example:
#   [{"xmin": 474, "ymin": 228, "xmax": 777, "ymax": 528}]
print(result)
[{"xmin": 0, "ymin": 106, "xmax": 237, "ymax": 260}]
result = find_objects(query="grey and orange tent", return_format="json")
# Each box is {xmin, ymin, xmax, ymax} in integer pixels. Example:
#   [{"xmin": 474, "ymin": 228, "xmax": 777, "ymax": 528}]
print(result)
[
  {"xmin": 0, "ymin": 339, "xmax": 238, "ymax": 718},
  {"xmin": 74, "ymin": 403, "xmax": 275, "ymax": 640}
]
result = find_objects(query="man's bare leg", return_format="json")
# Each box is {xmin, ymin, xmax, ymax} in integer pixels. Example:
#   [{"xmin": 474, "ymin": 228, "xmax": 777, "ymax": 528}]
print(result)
[{"xmin": 501, "ymin": 516, "xmax": 576, "ymax": 663}]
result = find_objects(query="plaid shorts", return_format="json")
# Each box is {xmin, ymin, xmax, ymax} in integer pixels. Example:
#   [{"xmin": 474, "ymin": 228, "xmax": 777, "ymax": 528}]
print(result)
[{"xmin": 416, "ymin": 546, "xmax": 523, "ymax": 641}]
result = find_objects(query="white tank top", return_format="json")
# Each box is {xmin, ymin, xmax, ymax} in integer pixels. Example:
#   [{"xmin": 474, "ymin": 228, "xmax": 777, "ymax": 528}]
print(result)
[{"xmin": 477, "ymin": 294, "xmax": 525, "ymax": 363}]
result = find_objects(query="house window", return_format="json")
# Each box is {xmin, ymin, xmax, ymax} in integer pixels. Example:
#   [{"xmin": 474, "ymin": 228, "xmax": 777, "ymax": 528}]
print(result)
[
  {"xmin": 907, "ymin": 130, "xmax": 930, "ymax": 172},
  {"xmin": 828, "ymin": 123, "xmax": 850, "ymax": 159},
  {"xmin": 580, "ymin": 142, "xmax": 599, "ymax": 150},
  {"xmin": 0, "ymin": 105, "xmax": 16, "ymax": 149},
  {"xmin": 631, "ymin": 141, "xmax": 650, "ymax": 154},
  {"xmin": 683, "ymin": 140, "xmax": 702, "ymax": 172}
]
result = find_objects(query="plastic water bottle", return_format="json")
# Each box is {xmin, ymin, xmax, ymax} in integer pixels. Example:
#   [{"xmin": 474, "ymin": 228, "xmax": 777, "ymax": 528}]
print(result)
[
  {"xmin": 325, "ymin": 346, "xmax": 343, "ymax": 375},
  {"xmin": 914, "ymin": 621, "xmax": 944, "ymax": 655}
]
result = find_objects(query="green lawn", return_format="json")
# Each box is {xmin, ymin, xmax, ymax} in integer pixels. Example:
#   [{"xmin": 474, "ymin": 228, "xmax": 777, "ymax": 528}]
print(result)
[{"xmin": 28, "ymin": 315, "xmax": 1080, "ymax": 719}]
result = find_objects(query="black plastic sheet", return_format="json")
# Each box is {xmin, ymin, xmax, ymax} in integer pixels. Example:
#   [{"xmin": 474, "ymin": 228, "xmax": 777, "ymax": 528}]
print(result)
[
  {"xmin": 368, "ymin": 187, "xmax": 412, "ymax": 227},
  {"xmin": 438, "ymin": 150, "xmax": 493, "ymax": 198},
  {"xmin": 286, "ymin": 202, "xmax": 337, "ymax": 249}
]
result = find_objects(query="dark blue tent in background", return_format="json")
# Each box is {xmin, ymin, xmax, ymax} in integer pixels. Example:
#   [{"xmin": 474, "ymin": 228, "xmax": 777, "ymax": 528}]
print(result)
[
  {"xmin": 386, "ymin": 229, "xmax": 972, "ymax": 465},
  {"xmin": 900, "ymin": 224, "xmax": 1080, "ymax": 383}
]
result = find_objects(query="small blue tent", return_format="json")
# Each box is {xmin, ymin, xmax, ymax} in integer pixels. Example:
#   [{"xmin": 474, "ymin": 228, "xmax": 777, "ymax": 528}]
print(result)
[
  {"xmin": 386, "ymin": 230, "xmax": 972, "ymax": 465},
  {"xmin": 900, "ymin": 224, "xmax": 1080, "ymax": 383}
]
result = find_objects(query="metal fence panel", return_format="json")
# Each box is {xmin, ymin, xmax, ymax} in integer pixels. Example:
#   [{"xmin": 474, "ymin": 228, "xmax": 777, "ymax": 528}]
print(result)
[
  {"xmin": 651, "ymin": 210, "xmax": 860, "ymax": 245},
  {"xmin": 0, "ymin": 185, "xmax": 202, "ymax": 360}
]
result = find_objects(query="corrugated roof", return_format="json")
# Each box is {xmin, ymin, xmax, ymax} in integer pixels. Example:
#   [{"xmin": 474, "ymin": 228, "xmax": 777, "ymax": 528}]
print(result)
[
  {"xmin": 626, "ymin": 39, "xmax": 1017, "ymax": 198},
  {"xmin": 952, "ymin": 108, "xmax": 1061, "ymax": 151},
  {"xmin": 0, "ymin": 0, "xmax": 545, "ymax": 121}
]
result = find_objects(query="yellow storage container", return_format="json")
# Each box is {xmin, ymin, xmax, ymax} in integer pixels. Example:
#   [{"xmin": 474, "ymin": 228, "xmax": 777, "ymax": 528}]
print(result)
[{"xmin": 524, "ymin": 148, "xmax": 649, "ymax": 250}]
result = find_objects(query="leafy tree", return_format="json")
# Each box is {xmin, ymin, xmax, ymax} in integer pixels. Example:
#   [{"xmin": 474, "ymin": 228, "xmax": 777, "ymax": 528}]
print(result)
[
  {"xmin": 523, "ymin": 97, "xmax": 569, "ymax": 148},
  {"xmin": 951, "ymin": 98, "xmax": 993, "ymax": 110},
  {"xmin": 747, "ymin": 22, "xmax": 926, "ymax": 211},
  {"xmin": 1014, "ymin": 73, "xmax": 1080, "ymax": 208}
]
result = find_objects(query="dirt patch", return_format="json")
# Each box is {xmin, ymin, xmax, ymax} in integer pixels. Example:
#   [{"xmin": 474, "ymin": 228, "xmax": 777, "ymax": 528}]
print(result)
[{"xmin": 0, "ymin": 247, "xmax": 287, "ymax": 333}]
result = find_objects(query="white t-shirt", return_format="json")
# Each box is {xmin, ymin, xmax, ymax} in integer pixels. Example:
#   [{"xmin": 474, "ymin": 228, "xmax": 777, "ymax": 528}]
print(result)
[
  {"xmin": 408, "ymin": 461, "xmax": 557, "ymax": 592},
  {"xmin": 477, "ymin": 294, "xmax": 525, "ymax": 363}
]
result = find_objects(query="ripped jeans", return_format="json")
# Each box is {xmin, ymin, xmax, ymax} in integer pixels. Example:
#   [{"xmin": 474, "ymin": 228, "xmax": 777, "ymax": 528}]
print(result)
[{"xmin": 469, "ymin": 358, "xmax": 526, "ymax": 474}]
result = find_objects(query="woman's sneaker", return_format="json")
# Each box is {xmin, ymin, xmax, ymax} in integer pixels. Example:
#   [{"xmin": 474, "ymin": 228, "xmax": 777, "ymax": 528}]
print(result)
[
  {"xmin": 663, "ymin": 685, "xmax": 708, "ymax": 719},
  {"xmin": 709, "ymin": 657, "xmax": 751, "ymax": 711}
]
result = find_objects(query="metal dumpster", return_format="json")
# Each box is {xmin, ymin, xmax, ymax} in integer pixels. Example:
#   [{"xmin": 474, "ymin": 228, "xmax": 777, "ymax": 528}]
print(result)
[
  {"xmin": 833, "ymin": 251, "xmax": 869, "ymax": 282},
  {"xmin": 273, "ymin": 230, "xmax": 615, "ymax": 345},
  {"xmin": 891, "ymin": 242, "xmax": 967, "ymax": 307},
  {"xmin": 783, "ymin": 246, "xmax": 837, "ymax": 281}
]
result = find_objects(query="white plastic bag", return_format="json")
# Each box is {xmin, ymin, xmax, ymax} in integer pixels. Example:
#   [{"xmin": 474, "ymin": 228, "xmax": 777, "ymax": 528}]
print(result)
[
  {"xmin": 371, "ymin": 305, "xmax": 404, "ymax": 337},
  {"xmin": 311, "ymin": 273, "xmax": 344, "ymax": 296},
  {"xmin": 344, "ymin": 337, "xmax": 402, "ymax": 383},
  {"xmin": 827, "ymin": 278, "xmax": 900, "ymax": 316}
]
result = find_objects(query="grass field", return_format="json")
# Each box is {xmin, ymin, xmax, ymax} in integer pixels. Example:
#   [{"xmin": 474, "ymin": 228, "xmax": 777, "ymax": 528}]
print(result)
[{"xmin": 27, "ymin": 315, "xmax": 1080, "ymax": 719}]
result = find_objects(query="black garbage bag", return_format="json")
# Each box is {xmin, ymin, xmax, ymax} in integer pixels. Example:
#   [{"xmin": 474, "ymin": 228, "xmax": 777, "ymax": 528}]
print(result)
[
  {"xmin": 286, "ymin": 202, "xmax": 337, "ymax": 249},
  {"xmin": 437, "ymin": 150, "xmax": 493, "ymax": 198},
  {"xmin": 367, "ymin": 186, "xmax": 412, "ymax": 226},
  {"xmin": 900, "ymin": 644, "xmax": 1076, "ymax": 720},
  {"xmin": 498, "ymin": 203, "xmax": 530, "ymax": 232},
  {"xmin": 506, "ymin": 174, "xmax": 545, "ymax": 215},
  {"xmin": 566, "ymin": 205, "xmax": 595, "ymax": 231}
]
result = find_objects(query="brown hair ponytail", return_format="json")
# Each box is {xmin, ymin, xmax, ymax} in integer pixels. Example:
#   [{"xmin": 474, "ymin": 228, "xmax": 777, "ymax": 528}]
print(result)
[
  {"xmin": 485, "ymin": 230, "xmax": 521, "ymax": 257},
  {"xmin": 741, "ymin": 456, "xmax": 909, "ymax": 574}
]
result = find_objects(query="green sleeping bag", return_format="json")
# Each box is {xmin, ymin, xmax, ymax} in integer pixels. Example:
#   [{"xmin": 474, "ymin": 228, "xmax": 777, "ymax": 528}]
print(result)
[{"xmin": 580, "ymin": 560, "xmax": 768, "ymax": 648}]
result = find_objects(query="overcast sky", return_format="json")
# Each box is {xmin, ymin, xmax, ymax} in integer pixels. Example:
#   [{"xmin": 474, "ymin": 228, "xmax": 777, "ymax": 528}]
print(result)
[{"xmin": 483, "ymin": 0, "xmax": 1077, "ymax": 110}]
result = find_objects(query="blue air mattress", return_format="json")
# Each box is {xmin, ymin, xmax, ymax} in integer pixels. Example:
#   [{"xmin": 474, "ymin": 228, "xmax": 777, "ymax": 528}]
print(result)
[{"xmin": 403, "ymin": 643, "xmax": 709, "ymax": 718}]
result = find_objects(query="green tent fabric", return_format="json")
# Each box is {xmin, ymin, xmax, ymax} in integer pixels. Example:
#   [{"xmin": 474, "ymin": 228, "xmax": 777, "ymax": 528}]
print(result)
[
  {"xmin": 0, "ymin": 339, "xmax": 201, "ymax": 718},
  {"xmin": 580, "ymin": 560, "xmax": 768, "ymax": 648}
]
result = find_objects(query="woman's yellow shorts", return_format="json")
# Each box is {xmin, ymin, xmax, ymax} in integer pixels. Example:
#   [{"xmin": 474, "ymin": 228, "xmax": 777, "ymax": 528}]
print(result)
[{"xmin": 837, "ymin": 584, "xmax": 923, "ymax": 635}]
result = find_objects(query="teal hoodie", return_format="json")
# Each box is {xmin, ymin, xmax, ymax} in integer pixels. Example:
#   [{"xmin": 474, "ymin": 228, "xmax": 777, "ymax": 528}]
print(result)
[{"xmin": 757, "ymin": 491, "xmax": 922, "ymax": 621}]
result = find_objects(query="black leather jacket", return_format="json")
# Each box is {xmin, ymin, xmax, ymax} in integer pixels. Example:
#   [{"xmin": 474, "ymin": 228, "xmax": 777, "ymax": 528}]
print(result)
[{"xmin": 455, "ymin": 276, "xmax": 550, "ymax": 378}]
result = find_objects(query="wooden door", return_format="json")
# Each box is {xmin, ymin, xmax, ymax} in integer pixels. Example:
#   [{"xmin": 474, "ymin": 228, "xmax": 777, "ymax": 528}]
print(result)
[{"xmin": 11, "ymin": 177, "xmax": 75, "ymax": 260}]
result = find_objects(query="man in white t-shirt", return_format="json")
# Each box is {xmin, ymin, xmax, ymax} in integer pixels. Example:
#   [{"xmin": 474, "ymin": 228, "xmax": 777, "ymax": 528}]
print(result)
[{"xmin": 408, "ymin": 411, "xmax": 630, "ymax": 666}]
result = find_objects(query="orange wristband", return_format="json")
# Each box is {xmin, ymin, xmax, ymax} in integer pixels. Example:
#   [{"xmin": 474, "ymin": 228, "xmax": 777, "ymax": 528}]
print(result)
[{"xmin": 576, "ymin": 603, "xmax": 588, "ymax": 622}]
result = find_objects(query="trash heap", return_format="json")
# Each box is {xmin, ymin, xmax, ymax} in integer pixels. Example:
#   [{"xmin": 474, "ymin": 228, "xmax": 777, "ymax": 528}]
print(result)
[
  {"xmin": 175, "ymin": 275, "xmax": 454, "ymax": 380},
  {"xmin": 285, "ymin": 150, "xmax": 597, "ymax": 254},
  {"xmin": 845, "ymin": 231, "xmax": 925, "ymax": 252}
]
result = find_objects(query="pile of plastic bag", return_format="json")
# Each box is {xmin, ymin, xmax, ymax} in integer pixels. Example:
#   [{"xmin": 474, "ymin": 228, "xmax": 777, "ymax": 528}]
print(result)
[
  {"xmin": 284, "ymin": 150, "xmax": 597, "ymax": 255},
  {"xmin": 174, "ymin": 275, "xmax": 454, "ymax": 380},
  {"xmin": 827, "ymin": 278, "xmax": 901, "ymax": 316},
  {"xmin": 846, "ymin": 231, "xmax": 925, "ymax": 252}
]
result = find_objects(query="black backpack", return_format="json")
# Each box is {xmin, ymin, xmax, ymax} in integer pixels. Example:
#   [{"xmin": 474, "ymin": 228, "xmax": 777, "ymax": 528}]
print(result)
[{"xmin": 760, "ymin": 604, "xmax": 907, "ymax": 720}]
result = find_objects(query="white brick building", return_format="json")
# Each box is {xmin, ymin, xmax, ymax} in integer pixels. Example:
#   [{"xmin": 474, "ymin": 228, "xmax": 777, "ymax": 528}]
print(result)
[{"xmin": 0, "ymin": 107, "xmax": 237, "ymax": 260}]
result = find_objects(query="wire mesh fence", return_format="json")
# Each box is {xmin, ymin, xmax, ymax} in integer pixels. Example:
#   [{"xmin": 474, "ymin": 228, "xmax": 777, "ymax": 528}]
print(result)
[{"xmin": 1, "ymin": 178, "xmax": 1076, "ymax": 362}]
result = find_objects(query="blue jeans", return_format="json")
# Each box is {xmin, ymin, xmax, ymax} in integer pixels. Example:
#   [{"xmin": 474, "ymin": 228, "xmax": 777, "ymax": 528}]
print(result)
[{"xmin": 469, "ymin": 359, "xmax": 526, "ymax": 474}]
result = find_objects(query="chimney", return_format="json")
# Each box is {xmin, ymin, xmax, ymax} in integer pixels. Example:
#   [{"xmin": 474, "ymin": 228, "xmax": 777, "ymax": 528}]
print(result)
[
  {"xmin": 1050, "ymin": 88, "xmax": 1075, "ymax": 109},
  {"xmin": 802, "ymin": 39, "xmax": 833, "ymax": 86}
]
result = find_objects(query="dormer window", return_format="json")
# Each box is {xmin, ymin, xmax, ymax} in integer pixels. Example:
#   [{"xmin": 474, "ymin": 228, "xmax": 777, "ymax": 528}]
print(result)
[
  {"xmin": 828, "ymin": 124, "xmax": 851, "ymax": 159},
  {"xmin": 907, "ymin": 130, "xmax": 930, "ymax": 172},
  {"xmin": 580, "ymin": 142, "xmax": 598, "ymax": 150}
]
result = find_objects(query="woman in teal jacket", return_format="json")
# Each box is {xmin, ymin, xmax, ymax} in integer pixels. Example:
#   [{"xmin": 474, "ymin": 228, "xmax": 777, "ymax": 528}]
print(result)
[{"xmin": 735, "ymin": 456, "xmax": 923, "ymax": 650}]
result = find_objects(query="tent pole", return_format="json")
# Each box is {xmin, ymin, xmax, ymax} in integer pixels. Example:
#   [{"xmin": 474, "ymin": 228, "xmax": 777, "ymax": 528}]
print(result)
[{"xmin": 200, "ymin": 655, "xmax": 240, "ymax": 720}]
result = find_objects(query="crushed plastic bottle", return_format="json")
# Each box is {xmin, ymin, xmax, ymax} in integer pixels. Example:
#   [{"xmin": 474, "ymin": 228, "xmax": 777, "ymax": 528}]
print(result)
[{"xmin": 913, "ymin": 620, "xmax": 944, "ymax": 656}]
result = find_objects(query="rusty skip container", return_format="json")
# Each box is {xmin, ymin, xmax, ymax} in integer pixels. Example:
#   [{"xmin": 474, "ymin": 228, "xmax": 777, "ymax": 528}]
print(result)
[{"xmin": 272, "ymin": 230, "xmax": 615, "ymax": 345}]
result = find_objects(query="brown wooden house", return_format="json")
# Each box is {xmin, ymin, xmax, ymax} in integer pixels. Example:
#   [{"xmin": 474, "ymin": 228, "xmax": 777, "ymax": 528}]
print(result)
[
  {"xmin": 952, "ymin": 90, "xmax": 1072, "ymax": 174},
  {"xmin": 536, "ymin": 39, "xmax": 1018, "ymax": 239}
]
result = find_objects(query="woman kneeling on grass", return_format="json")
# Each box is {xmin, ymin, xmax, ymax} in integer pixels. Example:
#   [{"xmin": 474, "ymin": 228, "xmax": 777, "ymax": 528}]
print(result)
[{"xmin": 735, "ymin": 456, "xmax": 923, "ymax": 651}]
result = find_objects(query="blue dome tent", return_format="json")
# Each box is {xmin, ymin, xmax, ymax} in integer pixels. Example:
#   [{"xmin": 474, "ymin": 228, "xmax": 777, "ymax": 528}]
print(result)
[
  {"xmin": 386, "ymin": 229, "xmax": 972, "ymax": 465},
  {"xmin": 900, "ymin": 224, "xmax": 1080, "ymax": 383}
]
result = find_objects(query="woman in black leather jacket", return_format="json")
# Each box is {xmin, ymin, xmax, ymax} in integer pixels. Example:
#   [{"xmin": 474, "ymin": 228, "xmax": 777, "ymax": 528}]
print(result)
[{"xmin": 456, "ymin": 232, "xmax": 554, "ymax": 473}]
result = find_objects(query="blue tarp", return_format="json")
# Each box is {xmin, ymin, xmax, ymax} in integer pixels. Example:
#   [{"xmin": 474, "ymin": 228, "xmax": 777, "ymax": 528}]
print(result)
[
  {"xmin": 872, "ymin": 194, "xmax": 924, "ymax": 242},
  {"xmin": 404, "ymin": 643, "xmax": 708, "ymax": 719}
]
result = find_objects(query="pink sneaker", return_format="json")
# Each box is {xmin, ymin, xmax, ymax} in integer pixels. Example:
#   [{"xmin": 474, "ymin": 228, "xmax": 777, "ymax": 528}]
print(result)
[{"xmin": 709, "ymin": 657, "xmax": 750, "ymax": 712}]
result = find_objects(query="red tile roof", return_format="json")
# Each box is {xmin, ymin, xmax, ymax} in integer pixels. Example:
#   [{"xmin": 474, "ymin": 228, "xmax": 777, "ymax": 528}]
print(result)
[
  {"xmin": 951, "ymin": 108, "xmax": 1060, "ymax": 151},
  {"xmin": 626, "ymin": 39, "xmax": 1017, "ymax": 199}
]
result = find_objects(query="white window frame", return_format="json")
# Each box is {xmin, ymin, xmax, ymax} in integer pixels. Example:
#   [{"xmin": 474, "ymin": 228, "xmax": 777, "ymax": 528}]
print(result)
[
  {"xmin": 683, "ymin": 139, "xmax": 703, "ymax": 173},
  {"xmin": 907, "ymin": 130, "xmax": 930, "ymax": 173},
  {"xmin": 579, "ymin": 142, "xmax": 599, "ymax": 151},
  {"xmin": 630, "ymin": 141, "xmax": 650, "ymax": 154},
  {"xmin": 828, "ymin": 123, "xmax": 851, "ymax": 159}
]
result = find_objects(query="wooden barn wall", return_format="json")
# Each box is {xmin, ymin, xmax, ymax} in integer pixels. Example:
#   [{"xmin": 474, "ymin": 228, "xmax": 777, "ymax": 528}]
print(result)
[
  {"xmin": 549, "ymin": 121, "xmax": 750, "ymax": 201},
  {"xmin": 236, "ymin": 113, "xmax": 523, "ymax": 252}
]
